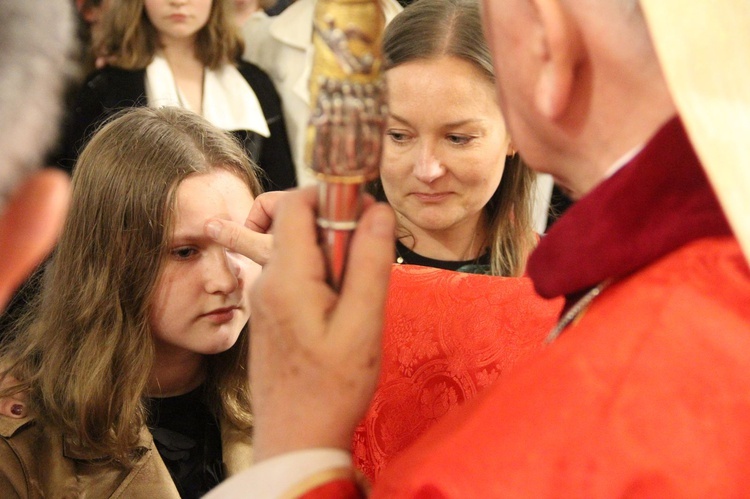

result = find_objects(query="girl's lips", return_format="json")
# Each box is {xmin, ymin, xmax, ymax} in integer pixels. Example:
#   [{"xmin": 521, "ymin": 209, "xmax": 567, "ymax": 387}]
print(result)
[
  {"xmin": 168, "ymin": 14, "xmax": 188, "ymax": 22},
  {"xmin": 412, "ymin": 192, "xmax": 451, "ymax": 203},
  {"xmin": 202, "ymin": 307, "xmax": 238, "ymax": 324}
]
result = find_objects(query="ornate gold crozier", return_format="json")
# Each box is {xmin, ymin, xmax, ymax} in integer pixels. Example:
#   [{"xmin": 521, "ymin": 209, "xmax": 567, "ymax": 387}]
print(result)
[{"xmin": 306, "ymin": 0, "xmax": 388, "ymax": 290}]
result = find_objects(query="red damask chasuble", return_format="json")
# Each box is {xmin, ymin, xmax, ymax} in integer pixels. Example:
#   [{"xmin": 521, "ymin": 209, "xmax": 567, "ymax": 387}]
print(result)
[{"xmin": 352, "ymin": 265, "xmax": 562, "ymax": 481}]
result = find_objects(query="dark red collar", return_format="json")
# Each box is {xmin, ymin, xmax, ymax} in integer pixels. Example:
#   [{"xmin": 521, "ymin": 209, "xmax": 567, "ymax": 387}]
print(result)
[{"xmin": 527, "ymin": 117, "xmax": 732, "ymax": 300}]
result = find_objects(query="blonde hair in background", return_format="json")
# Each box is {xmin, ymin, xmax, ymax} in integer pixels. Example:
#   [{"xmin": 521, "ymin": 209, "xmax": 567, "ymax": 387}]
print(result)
[
  {"xmin": 99, "ymin": 0, "xmax": 244, "ymax": 70},
  {"xmin": 0, "ymin": 107, "xmax": 262, "ymax": 464},
  {"xmin": 381, "ymin": 0, "xmax": 536, "ymax": 277}
]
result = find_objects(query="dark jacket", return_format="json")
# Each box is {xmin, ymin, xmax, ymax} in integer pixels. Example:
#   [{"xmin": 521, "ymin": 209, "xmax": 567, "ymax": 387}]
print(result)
[{"xmin": 59, "ymin": 61, "xmax": 296, "ymax": 191}]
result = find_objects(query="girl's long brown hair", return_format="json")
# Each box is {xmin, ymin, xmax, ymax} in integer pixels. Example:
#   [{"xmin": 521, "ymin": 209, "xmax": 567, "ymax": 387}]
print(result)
[{"xmin": 0, "ymin": 107, "xmax": 262, "ymax": 463}]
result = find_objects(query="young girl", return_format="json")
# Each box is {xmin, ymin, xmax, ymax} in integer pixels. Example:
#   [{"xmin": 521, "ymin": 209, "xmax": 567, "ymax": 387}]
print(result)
[
  {"xmin": 61, "ymin": 0, "xmax": 295, "ymax": 192},
  {"xmin": 0, "ymin": 107, "xmax": 262, "ymax": 498},
  {"xmin": 371, "ymin": 0, "xmax": 538, "ymax": 276}
]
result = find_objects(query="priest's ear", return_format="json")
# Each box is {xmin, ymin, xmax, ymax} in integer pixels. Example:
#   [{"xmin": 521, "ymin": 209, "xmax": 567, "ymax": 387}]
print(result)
[{"xmin": 530, "ymin": 0, "xmax": 583, "ymax": 119}]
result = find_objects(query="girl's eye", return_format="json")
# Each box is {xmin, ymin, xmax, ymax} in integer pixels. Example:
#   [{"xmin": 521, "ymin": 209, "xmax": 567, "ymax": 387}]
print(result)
[
  {"xmin": 171, "ymin": 247, "xmax": 198, "ymax": 260},
  {"xmin": 446, "ymin": 134, "xmax": 473, "ymax": 146},
  {"xmin": 386, "ymin": 130, "xmax": 411, "ymax": 143}
]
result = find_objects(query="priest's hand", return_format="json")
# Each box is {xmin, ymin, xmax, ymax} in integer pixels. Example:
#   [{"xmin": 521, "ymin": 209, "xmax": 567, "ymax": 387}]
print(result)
[
  {"xmin": 248, "ymin": 187, "xmax": 395, "ymax": 462},
  {"xmin": 204, "ymin": 190, "xmax": 284, "ymax": 266}
]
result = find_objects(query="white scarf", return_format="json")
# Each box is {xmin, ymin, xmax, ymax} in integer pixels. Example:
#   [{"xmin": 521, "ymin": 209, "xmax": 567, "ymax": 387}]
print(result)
[{"xmin": 145, "ymin": 54, "xmax": 270, "ymax": 137}]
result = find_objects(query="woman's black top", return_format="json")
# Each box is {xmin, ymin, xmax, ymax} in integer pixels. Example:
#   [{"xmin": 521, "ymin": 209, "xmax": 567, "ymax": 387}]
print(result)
[{"xmin": 395, "ymin": 239, "xmax": 492, "ymax": 275}]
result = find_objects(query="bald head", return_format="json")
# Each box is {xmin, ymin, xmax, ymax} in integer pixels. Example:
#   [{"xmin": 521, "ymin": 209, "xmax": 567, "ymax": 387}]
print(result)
[
  {"xmin": 481, "ymin": 0, "xmax": 675, "ymax": 197},
  {"xmin": 0, "ymin": 0, "xmax": 76, "ymax": 205},
  {"xmin": 0, "ymin": 0, "xmax": 75, "ymax": 310}
]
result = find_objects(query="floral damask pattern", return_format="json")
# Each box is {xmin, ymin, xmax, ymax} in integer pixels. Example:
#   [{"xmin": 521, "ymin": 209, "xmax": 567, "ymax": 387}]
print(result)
[{"xmin": 352, "ymin": 265, "xmax": 562, "ymax": 481}]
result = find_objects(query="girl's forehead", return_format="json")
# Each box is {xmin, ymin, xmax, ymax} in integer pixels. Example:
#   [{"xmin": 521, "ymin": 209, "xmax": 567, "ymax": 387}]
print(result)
[{"xmin": 170, "ymin": 170, "xmax": 253, "ymax": 237}]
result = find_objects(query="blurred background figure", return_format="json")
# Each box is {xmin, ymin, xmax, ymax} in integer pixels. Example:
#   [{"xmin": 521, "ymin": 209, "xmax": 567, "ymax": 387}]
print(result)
[
  {"xmin": 0, "ymin": 0, "xmax": 75, "ymax": 313},
  {"xmin": 232, "ymin": 0, "xmax": 279, "ymax": 26},
  {"xmin": 241, "ymin": 0, "xmax": 403, "ymax": 186},
  {"xmin": 60, "ymin": 0, "xmax": 295, "ymax": 192},
  {"xmin": 74, "ymin": 0, "xmax": 112, "ymax": 72},
  {"xmin": 266, "ymin": 0, "xmax": 296, "ymax": 15}
]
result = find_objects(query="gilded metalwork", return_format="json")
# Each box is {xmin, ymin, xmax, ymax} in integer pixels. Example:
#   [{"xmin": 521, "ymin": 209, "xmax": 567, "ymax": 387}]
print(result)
[
  {"xmin": 306, "ymin": 0, "xmax": 387, "ymax": 180},
  {"xmin": 307, "ymin": 0, "xmax": 388, "ymax": 289}
]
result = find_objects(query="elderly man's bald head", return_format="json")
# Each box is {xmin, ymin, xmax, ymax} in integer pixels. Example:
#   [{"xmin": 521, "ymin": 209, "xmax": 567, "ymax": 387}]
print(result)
[
  {"xmin": 0, "ymin": 0, "xmax": 76, "ymax": 310},
  {"xmin": 0, "ymin": 0, "xmax": 76, "ymax": 203}
]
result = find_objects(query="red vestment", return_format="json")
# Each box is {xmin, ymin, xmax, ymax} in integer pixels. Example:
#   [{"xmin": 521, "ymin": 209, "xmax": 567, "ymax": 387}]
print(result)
[
  {"xmin": 352, "ymin": 266, "xmax": 562, "ymax": 481},
  {"xmin": 304, "ymin": 118, "xmax": 750, "ymax": 497}
]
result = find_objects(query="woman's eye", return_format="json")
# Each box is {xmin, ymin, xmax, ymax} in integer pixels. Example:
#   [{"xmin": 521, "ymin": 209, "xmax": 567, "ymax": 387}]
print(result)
[
  {"xmin": 386, "ymin": 130, "xmax": 411, "ymax": 143},
  {"xmin": 446, "ymin": 134, "xmax": 473, "ymax": 146},
  {"xmin": 171, "ymin": 247, "xmax": 198, "ymax": 260}
]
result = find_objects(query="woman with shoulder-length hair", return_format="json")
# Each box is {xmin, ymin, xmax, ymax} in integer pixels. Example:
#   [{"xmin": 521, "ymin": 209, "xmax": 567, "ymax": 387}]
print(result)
[
  {"xmin": 353, "ymin": 0, "xmax": 562, "ymax": 481},
  {"xmin": 61, "ymin": 0, "xmax": 296, "ymax": 192},
  {"xmin": 0, "ymin": 107, "xmax": 263, "ymax": 497},
  {"xmin": 369, "ymin": 0, "xmax": 538, "ymax": 276}
]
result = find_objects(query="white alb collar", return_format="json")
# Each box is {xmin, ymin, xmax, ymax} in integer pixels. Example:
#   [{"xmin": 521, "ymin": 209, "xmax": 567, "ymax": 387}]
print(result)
[
  {"xmin": 604, "ymin": 143, "xmax": 645, "ymax": 178},
  {"xmin": 145, "ymin": 54, "xmax": 270, "ymax": 137}
]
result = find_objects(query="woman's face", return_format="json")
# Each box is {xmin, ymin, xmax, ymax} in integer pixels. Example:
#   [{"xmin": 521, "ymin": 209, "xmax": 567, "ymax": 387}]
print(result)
[
  {"xmin": 382, "ymin": 56, "xmax": 510, "ymax": 241},
  {"xmin": 149, "ymin": 168, "xmax": 260, "ymax": 362},
  {"xmin": 144, "ymin": 0, "xmax": 213, "ymax": 44},
  {"xmin": 233, "ymin": 0, "xmax": 259, "ymax": 25}
]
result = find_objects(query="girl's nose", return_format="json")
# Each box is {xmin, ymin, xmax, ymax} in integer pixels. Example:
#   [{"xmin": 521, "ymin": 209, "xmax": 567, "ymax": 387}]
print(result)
[{"xmin": 204, "ymin": 249, "xmax": 240, "ymax": 295}]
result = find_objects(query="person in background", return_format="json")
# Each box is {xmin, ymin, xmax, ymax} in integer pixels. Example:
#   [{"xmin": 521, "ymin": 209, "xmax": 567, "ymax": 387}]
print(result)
[
  {"xmin": 0, "ymin": 0, "xmax": 75, "ymax": 348},
  {"xmin": 204, "ymin": 0, "xmax": 750, "ymax": 496},
  {"xmin": 0, "ymin": 107, "xmax": 262, "ymax": 498},
  {"xmin": 74, "ymin": 0, "xmax": 112, "ymax": 71},
  {"xmin": 265, "ymin": 0, "xmax": 295, "ymax": 15},
  {"xmin": 372, "ymin": 0, "xmax": 536, "ymax": 275},
  {"xmin": 240, "ymin": 0, "xmax": 402, "ymax": 187},
  {"xmin": 347, "ymin": 2, "xmax": 562, "ymax": 481},
  {"xmin": 61, "ymin": 0, "xmax": 295, "ymax": 192},
  {"xmin": 232, "ymin": 0, "xmax": 278, "ymax": 26}
]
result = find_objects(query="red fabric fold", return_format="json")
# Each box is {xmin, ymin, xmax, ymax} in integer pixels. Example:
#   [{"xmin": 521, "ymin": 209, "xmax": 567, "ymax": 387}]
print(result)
[{"xmin": 353, "ymin": 265, "xmax": 562, "ymax": 480}]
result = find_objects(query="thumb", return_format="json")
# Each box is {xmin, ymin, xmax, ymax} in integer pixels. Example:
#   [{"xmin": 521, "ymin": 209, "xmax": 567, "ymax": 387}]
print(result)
[
  {"xmin": 205, "ymin": 218, "xmax": 273, "ymax": 265},
  {"xmin": 332, "ymin": 203, "xmax": 396, "ymax": 345}
]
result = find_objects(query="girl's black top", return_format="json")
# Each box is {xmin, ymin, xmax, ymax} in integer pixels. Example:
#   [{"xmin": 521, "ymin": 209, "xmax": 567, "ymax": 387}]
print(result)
[{"xmin": 147, "ymin": 385, "xmax": 223, "ymax": 499}]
